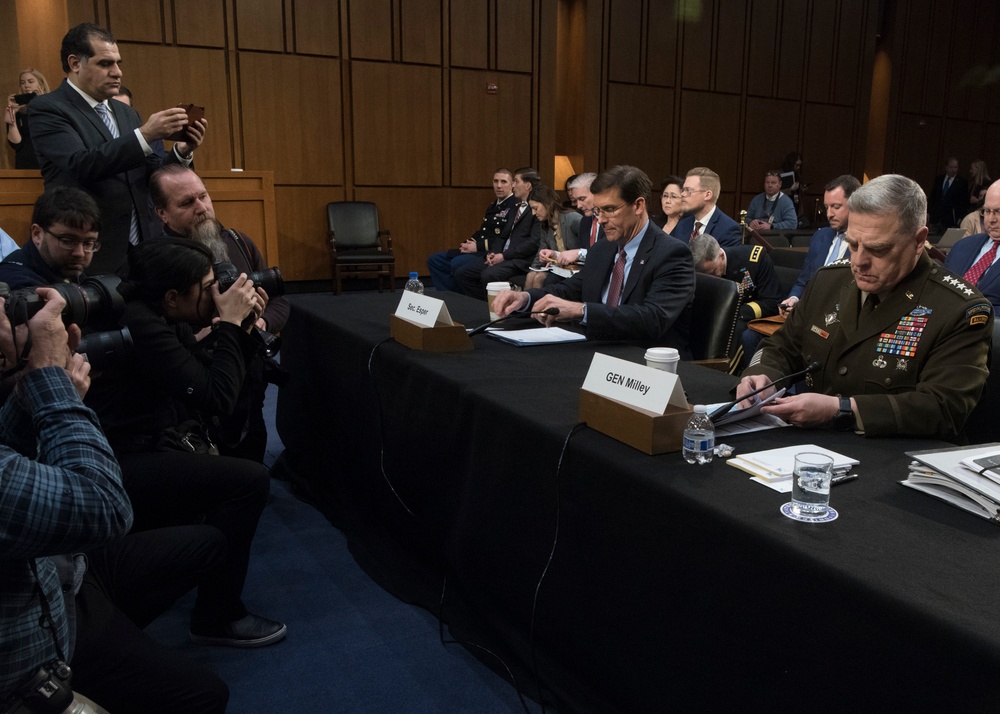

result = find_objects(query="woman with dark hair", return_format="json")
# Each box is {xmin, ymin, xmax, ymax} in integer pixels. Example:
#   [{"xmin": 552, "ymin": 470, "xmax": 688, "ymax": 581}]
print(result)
[
  {"xmin": 5, "ymin": 68, "xmax": 50, "ymax": 169},
  {"xmin": 657, "ymin": 175, "xmax": 685, "ymax": 235},
  {"xmin": 524, "ymin": 184, "xmax": 582, "ymax": 290},
  {"xmin": 969, "ymin": 160, "xmax": 992, "ymax": 211},
  {"xmin": 85, "ymin": 239, "xmax": 286, "ymax": 649}
]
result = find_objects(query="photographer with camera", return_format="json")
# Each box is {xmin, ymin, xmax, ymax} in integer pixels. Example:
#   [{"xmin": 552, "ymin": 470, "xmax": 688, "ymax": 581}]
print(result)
[
  {"xmin": 0, "ymin": 286, "xmax": 128, "ymax": 713},
  {"xmin": 84, "ymin": 238, "xmax": 285, "ymax": 648},
  {"xmin": 150, "ymin": 164, "xmax": 288, "ymax": 462},
  {"xmin": 0, "ymin": 188, "xmax": 100, "ymax": 290}
]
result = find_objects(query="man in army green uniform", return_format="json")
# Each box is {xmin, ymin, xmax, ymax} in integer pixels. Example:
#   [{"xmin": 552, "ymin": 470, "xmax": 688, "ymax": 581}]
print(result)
[
  {"xmin": 427, "ymin": 168, "xmax": 516, "ymax": 292},
  {"xmin": 737, "ymin": 174, "xmax": 992, "ymax": 440},
  {"xmin": 690, "ymin": 233, "xmax": 783, "ymax": 374}
]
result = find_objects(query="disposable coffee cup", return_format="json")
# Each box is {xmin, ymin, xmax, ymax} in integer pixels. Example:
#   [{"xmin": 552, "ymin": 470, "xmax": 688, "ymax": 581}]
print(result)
[
  {"xmin": 644, "ymin": 347, "xmax": 680, "ymax": 373},
  {"xmin": 486, "ymin": 281, "xmax": 510, "ymax": 321}
]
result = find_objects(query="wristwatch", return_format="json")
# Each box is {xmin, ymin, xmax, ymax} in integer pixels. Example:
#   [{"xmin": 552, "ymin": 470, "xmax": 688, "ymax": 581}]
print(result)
[{"xmin": 832, "ymin": 396, "xmax": 855, "ymax": 430}]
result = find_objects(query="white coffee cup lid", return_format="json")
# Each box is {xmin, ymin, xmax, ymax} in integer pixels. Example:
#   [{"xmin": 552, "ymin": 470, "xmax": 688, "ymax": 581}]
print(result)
[
  {"xmin": 486, "ymin": 282, "xmax": 510, "ymax": 291},
  {"xmin": 645, "ymin": 347, "xmax": 679, "ymax": 361}
]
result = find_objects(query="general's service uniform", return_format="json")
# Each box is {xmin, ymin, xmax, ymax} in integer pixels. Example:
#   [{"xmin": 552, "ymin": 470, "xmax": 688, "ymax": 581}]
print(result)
[
  {"xmin": 724, "ymin": 244, "xmax": 783, "ymax": 374},
  {"xmin": 744, "ymin": 253, "xmax": 992, "ymax": 438}
]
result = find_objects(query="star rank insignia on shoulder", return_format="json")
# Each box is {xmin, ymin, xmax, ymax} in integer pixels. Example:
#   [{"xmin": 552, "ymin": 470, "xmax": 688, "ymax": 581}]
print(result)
[
  {"xmin": 821, "ymin": 258, "xmax": 852, "ymax": 270},
  {"xmin": 749, "ymin": 245, "xmax": 764, "ymax": 263},
  {"xmin": 938, "ymin": 273, "xmax": 976, "ymax": 298}
]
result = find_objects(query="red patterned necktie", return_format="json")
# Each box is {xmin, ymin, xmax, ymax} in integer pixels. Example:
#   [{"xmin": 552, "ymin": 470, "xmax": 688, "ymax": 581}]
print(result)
[
  {"xmin": 963, "ymin": 241, "xmax": 1000, "ymax": 286},
  {"xmin": 690, "ymin": 221, "xmax": 702, "ymax": 242},
  {"xmin": 605, "ymin": 248, "xmax": 626, "ymax": 307},
  {"xmin": 589, "ymin": 219, "xmax": 598, "ymax": 246}
]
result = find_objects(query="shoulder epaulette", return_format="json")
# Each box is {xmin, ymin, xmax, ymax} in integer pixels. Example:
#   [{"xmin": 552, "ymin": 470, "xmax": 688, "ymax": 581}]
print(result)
[
  {"xmin": 749, "ymin": 245, "xmax": 763, "ymax": 263},
  {"xmin": 820, "ymin": 258, "xmax": 852, "ymax": 270},
  {"xmin": 938, "ymin": 272, "xmax": 979, "ymax": 299}
]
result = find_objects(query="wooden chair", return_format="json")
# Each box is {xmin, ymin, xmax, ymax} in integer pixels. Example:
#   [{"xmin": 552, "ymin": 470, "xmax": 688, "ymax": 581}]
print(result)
[
  {"xmin": 327, "ymin": 201, "xmax": 395, "ymax": 294},
  {"xmin": 689, "ymin": 273, "xmax": 743, "ymax": 371}
]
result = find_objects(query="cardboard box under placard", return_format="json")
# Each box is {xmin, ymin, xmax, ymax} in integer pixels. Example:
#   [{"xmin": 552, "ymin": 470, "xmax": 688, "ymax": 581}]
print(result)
[
  {"xmin": 579, "ymin": 389, "xmax": 692, "ymax": 455},
  {"xmin": 390, "ymin": 314, "xmax": 473, "ymax": 352}
]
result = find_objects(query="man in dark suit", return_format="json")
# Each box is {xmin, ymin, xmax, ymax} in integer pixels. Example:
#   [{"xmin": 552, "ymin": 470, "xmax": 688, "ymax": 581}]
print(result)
[
  {"xmin": 540, "ymin": 172, "xmax": 603, "ymax": 268},
  {"xmin": 927, "ymin": 157, "xmax": 969, "ymax": 231},
  {"xmin": 781, "ymin": 174, "xmax": 862, "ymax": 311},
  {"xmin": 29, "ymin": 23, "xmax": 207, "ymax": 275},
  {"xmin": 493, "ymin": 165, "xmax": 695, "ymax": 351},
  {"xmin": 672, "ymin": 167, "xmax": 743, "ymax": 248},
  {"xmin": 944, "ymin": 181, "xmax": 1000, "ymax": 308}
]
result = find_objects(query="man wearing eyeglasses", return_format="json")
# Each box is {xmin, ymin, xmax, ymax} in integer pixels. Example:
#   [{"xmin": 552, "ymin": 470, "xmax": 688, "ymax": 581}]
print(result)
[
  {"xmin": 0, "ymin": 187, "xmax": 101, "ymax": 290},
  {"xmin": 945, "ymin": 182, "xmax": 1000, "ymax": 309},
  {"xmin": 672, "ymin": 167, "xmax": 743, "ymax": 248},
  {"xmin": 492, "ymin": 165, "xmax": 695, "ymax": 350}
]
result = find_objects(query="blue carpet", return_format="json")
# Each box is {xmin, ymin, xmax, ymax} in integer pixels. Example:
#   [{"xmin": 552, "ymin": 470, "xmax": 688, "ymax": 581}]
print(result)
[{"xmin": 144, "ymin": 385, "xmax": 530, "ymax": 713}]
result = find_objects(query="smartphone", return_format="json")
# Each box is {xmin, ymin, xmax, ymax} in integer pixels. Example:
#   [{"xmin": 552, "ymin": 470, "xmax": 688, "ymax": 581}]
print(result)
[
  {"xmin": 13, "ymin": 92, "xmax": 35, "ymax": 105},
  {"xmin": 166, "ymin": 103, "xmax": 206, "ymax": 142}
]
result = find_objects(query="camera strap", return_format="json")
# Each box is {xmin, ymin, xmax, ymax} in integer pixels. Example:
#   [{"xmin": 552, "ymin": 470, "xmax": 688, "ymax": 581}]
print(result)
[
  {"xmin": 29, "ymin": 560, "xmax": 67, "ymax": 664},
  {"xmin": 227, "ymin": 229, "xmax": 254, "ymax": 269}
]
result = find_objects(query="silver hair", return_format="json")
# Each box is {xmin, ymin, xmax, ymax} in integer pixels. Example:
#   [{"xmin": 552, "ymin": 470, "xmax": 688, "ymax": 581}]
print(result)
[
  {"xmin": 689, "ymin": 232, "xmax": 721, "ymax": 268},
  {"xmin": 568, "ymin": 172, "xmax": 597, "ymax": 191},
  {"xmin": 847, "ymin": 174, "xmax": 926, "ymax": 236}
]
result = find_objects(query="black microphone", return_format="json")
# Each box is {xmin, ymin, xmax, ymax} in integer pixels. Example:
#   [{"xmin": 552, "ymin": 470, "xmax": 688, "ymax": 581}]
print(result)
[
  {"xmin": 708, "ymin": 361, "xmax": 820, "ymax": 424},
  {"xmin": 468, "ymin": 307, "xmax": 559, "ymax": 336}
]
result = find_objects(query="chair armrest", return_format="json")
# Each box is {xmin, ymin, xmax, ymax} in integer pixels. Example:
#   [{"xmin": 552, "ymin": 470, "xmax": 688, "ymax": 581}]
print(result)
[{"xmin": 692, "ymin": 358, "xmax": 731, "ymax": 372}]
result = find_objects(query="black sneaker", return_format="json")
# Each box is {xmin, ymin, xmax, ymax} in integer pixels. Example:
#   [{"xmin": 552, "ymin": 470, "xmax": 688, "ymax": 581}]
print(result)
[{"xmin": 189, "ymin": 613, "xmax": 287, "ymax": 648}]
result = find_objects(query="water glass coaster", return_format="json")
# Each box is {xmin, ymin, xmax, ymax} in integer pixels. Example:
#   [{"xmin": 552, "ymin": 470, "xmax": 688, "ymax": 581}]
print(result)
[{"xmin": 780, "ymin": 502, "xmax": 839, "ymax": 523}]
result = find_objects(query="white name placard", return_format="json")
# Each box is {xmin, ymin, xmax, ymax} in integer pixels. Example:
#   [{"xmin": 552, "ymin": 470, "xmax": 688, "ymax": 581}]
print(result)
[
  {"xmin": 394, "ymin": 291, "xmax": 455, "ymax": 328},
  {"xmin": 581, "ymin": 353, "xmax": 688, "ymax": 415}
]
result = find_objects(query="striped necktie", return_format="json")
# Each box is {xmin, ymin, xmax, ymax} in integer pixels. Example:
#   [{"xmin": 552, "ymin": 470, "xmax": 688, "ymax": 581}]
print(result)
[{"xmin": 95, "ymin": 102, "xmax": 141, "ymax": 246}]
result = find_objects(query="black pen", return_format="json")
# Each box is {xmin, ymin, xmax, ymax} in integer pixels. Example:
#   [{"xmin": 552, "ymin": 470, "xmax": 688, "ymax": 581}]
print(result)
[{"xmin": 831, "ymin": 473, "xmax": 859, "ymax": 486}]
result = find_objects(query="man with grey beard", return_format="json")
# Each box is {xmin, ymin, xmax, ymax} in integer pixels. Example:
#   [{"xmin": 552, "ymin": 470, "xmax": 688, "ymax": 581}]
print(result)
[{"xmin": 149, "ymin": 164, "xmax": 289, "ymax": 462}]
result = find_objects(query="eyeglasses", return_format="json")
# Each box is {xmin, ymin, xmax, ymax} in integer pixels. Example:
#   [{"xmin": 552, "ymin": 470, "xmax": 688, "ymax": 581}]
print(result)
[
  {"xmin": 680, "ymin": 187, "xmax": 707, "ymax": 196},
  {"xmin": 661, "ymin": 193, "xmax": 682, "ymax": 200},
  {"xmin": 980, "ymin": 209, "xmax": 1000, "ymax": 219},
  {"xmin": 592, "ymin": 202, "xmax": 631, "ymax": 218},
  {"xmin": 44, "ymin": 228, "xmax": 101, "ymax": 253}
]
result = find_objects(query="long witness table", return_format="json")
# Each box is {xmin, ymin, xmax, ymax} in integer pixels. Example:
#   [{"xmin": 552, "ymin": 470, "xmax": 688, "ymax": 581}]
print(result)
[{"xmin": 275, "ymin": 290, "xmax": 1000, "ymax": 713}]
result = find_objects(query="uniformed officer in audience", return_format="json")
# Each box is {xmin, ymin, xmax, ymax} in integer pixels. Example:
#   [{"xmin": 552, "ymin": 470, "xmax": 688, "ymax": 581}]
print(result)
[{"xmin": 737, "ymin": 174, "xmax": 992, "ymax": 440}]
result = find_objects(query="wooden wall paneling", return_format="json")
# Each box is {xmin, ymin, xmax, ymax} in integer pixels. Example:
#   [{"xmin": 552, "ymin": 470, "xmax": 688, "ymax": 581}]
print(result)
[
  {"xmin": 775, "ymin": 0, "xmax": 808, "ymax": 101},
  {"xmin": 354, "ymin": 187, "xmax": 494, "ymax": 279},
  {"xmin": 351, "ymin": 62, "xmax": 442, "ymax": 186},
  {"xmin": 983, "ymin": 124, "xmax": 1000, "ymax": 180},
  {"xmin": 555, "ymin": 0, "xmax": 586, "ymax": 160},
  {"xmin": 713, "ymin": 0, "xmax": 746, "ymax": 95},
  {"xmin": 889, "ymin": 113, "xmax": 939, "ymax": 184},
  {"xmin": 679, "ymin": 0, "xmax": 712, "ymax": 90},
  {"xmin": 172, "ymin": 0, "xmax": 227, "ymax": 48},
  {"xmin": 496, "ymin": 0, "xmax": 535, "ymax": 73},
  {"xmin": 535, "ymin": 0, "xmax": 558, "ymax": 183},
  {"xmin": 235, "ymin": 0, "xmax": 284, "ymax": 52},
  {"xmin": 607, "ymin": 0, "xmax": 642, "ymax": 83},
  {"xmin": 805, "ymin": 0, "xmax": 836, "ymax": 103},
  {"xmin": 919, "ymin": 0, "xmax": 951, "ymax": 117},
  {"xmin": 801, "ymin": 103, "xmax": 855, "ymax": 193},
  {"xmin": 645, "ymin": 0, "xmax": 676, "ymax": 88},
  {"xmin": 292, "ymin": 0, "xmax": 340, "ymax": 57},
  {"xmin": 740, "ymin": 96, "xmax": 799, "ymax": 193},
  {"xmin": 117, "ymin": 45, "xmax": 233, "ymax": 172},
  {"xmin": 605, "ymin": 83, "xmax": 673, "ymax": 181},
  {"xmin": 746, "ymin": 0, "xmax": 779, "ymax": 97},
  {"xmin": 275, "ymin": 185, "xmax": 345, "ymax": 281},
  {"xmin": 67, "ymin": 0, "xmax": 97, "ymax": 28},
  {"xmin": 450, "ymin": 1, "xmax": 489, "ymax": 69},
  {"xmin": 0, "ymin": 2, "xmax": 20, "ymax": 170},
  {"xmin": 107, "ymin": 0, "xmax": 163, "ymax": 43},
  {"xmin": 240, "ymin": 53, "xmax": 343, "ymax": 184},
  {"xmin": 675, "ymin": 89, "xmax": 740, "ymax": 187},
  {"xmin": 449, "ymin": 69, "xmax": 532, "ymax": 186},
  {"xmin": 831, "ymin": 0, "xmax": 867, "ymax": 107},
  {"xmin": 14, "ymin": 0, "xmax": 66, "ymax": 82},
  {"xmin": 349, "ymin": 0, "xmax": 393, "ymax": 60},
  {"xmin": 941, "ymin": 119, "xmax": 986, "ymax": 175},
  {"xmin": 946, "ymin": 0, "xmax": 995, "ymax": 121},
  {"xmin": 0, "ymin": 172, "xmax": 44, "ymax": 248},
  {"xmin": 896, "ymin": 2, "xmax": 926, "ymax": 115},
  {"xmin": 401, "ymin": 0, "xmax": 442, "ymax": 65}
]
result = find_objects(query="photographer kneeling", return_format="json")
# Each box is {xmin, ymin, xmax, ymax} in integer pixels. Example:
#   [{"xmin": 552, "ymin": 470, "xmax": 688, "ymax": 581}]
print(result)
[{"xmin": 85, "ymin": 239, "xmax": 286, "ymax": 648}]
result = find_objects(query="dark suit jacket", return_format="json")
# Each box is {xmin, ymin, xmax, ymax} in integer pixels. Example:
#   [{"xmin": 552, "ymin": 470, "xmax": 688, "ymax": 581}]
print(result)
[
  {"xmin": 790, "ymin": 227, "xmax": 847, "ymax": 299},
  {"xmin": 496, "ymin": 203, "xmax": 538, "ymax": 266},
  {"xmin": 928, "ymin": 174, "xmax": 969, "ymax": 229},
  {"xmin": 28, "ymin": 80, "xmax": 181, "ymax": 274},
  {"xmin": 528, "ymin": 220, "xmax": 695, "ymax": 351},
  {"xmin": 944, "ymin": 232, "xmax": 1000, "ymax": 308},
  {"xmin": 672, "ymin": 208, "xmax": 743, "ymax": 248}
]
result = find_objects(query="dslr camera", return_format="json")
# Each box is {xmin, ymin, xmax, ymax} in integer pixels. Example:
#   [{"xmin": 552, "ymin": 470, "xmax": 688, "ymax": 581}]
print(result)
[
  {"xmin": 2, "ymin": 660, "xmax": 98, "ymax": 714},
  {"xmin": 213, "ymin": 261, "xmax": 284, "ymax": 357},
  {"xmin": 0, "ymin": 276, "xmax": 133, "ymax": 371}
]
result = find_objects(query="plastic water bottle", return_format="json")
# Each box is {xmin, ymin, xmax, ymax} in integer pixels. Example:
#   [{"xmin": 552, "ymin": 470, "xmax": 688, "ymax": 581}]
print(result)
[
  {"xmin": 404, "ymin": 271, "xmax": 424, "ymax": 294},
  {"xmin": 682, "ymin": 405, "xmax": 715, "ymax": 465}
]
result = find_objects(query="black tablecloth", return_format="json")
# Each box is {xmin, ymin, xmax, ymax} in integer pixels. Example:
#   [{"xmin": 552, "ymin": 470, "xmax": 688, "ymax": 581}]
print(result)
[{"xmin": 275, "ymin": 291, "xmax": 1000, "ymax": 713}]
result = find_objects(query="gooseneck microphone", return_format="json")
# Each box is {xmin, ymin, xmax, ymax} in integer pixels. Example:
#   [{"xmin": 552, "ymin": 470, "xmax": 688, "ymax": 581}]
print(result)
[
  {"xmin": 468, "ymin": 307, "xmax": 560, "ymax": 336},
  {"xmin": 709, "ymin": 361, "xmax": 821, "ymax": 424}
]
